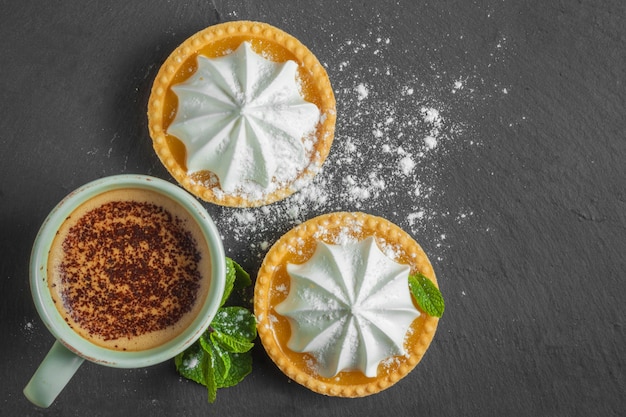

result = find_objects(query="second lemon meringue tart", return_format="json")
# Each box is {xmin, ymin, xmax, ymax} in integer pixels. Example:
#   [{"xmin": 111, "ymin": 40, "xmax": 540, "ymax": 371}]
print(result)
[{"xmin": 254, "ymin": 212, "xmax": 441, "ymax": 397}]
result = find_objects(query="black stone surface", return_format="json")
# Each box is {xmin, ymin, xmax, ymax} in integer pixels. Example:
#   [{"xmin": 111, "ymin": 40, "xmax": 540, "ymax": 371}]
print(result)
[{"xmin": 1, "ymin": 0, "xmax": 624, "ymax": 416}]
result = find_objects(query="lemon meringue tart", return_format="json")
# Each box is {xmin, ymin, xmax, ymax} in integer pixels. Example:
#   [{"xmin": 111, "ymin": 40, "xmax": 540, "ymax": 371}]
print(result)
[
  {"xmin": 254, "ymin": 212, "xmax": 441, "ymax": 397},
  {"xmin": 148, "ymin": 21, "xmax": 336, "ymax": 207}
]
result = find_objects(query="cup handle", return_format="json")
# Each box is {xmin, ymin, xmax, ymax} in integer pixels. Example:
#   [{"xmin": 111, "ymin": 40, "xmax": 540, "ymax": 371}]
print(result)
[{"xmin": 24, "ymin": 340, "xmax": 85, "ymax": 408}]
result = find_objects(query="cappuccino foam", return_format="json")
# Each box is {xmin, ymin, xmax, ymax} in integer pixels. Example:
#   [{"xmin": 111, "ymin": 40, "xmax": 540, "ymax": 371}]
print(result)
[{"xmin": 47, "ymin": 188, "xmax": 212, "ymax": 351}]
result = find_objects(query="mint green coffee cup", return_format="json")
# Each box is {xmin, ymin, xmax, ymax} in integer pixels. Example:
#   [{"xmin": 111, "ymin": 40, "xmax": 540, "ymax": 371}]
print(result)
[{"xmin": 24, "ymin": 175, "xmax": 225, "ymax": 408}]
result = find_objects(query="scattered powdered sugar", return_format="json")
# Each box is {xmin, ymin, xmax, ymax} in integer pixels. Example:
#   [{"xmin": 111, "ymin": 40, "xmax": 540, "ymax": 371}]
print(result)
[
  {"xmin": 275, "ymin": 283, "xmax": 288, "ymax": 294},
  {"xmin": 399, "ymin": 155, "xmax": 416, "ymax": 176},
  {"xmin": 355, "ymin": 83, "xmax": 369, "ymax": 101},
  {"xmin": 312, "ymin": 218, "xmax": 364, "ymax": 246},
  {"xmin": 420, "ymin": 106, "xmax": 442, "ymax": 126},
  {"xmin": 420, "ymin": 107, "xmax": 443, "ymax": 150},
  {"xmin": 380, "ymin": 355, "xmax": 402, "ymax": 369},
  {"xmin": 424, "ymin": 136, "xmax": 438, "ymax": 149},
  {"xmin": 22, "ymin": 319, "xmax": 36, "ymax": 341},
  {"xmin": 183, "ymin": 356, "xmax": 199, "ymax": 370},
  {"xmin": 205, "ymin": 24, "xmax": 507, "ymax": 267}
]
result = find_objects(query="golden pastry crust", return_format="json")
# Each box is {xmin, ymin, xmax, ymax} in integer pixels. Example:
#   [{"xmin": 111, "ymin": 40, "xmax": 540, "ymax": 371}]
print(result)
[
  {"xmin": 254, "ymin": 212, "xmax": 440, "ymax": 397},
  {"xmin": 147, "ymin": 21, "xmax": 336, "ymax": 207}
]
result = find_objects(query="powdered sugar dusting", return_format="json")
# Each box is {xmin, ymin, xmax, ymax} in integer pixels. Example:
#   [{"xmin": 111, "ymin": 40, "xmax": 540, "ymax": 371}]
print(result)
[
  {"xmin": 22, "ymin": 318, "xmax": 36, "ymax": 342},
  {"xmin": 206, "ymin": 25, "xmax": 505, "ymax": 266},
  {"xmin": 355, "ymin": 83, "xmax": 369, "ymax": 101}
]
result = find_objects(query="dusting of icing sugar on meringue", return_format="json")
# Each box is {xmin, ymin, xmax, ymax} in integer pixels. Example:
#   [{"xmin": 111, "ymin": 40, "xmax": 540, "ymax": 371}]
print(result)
[
  {"xmin": 275, "ymin": 236, "xmax": 420, "ymax": 378},
  {"xmin": 168, "ymin": 41, "xmax": 321, "ymax": 195}
]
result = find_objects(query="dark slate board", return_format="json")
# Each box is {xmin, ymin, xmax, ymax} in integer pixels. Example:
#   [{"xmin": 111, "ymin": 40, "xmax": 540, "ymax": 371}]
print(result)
[{"xmin": 1, "ymin": 0, "xmax": 624, "ymax": 416}]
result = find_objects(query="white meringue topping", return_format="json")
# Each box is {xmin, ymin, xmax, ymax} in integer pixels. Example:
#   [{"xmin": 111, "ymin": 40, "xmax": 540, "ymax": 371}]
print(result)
[
  {"xmin": 276, "ymin": 237, "xmax": 420, "ymax": 378},
  {"xmin": 168, "ymin": 41, "xmax": 320, "ymax": 195}
]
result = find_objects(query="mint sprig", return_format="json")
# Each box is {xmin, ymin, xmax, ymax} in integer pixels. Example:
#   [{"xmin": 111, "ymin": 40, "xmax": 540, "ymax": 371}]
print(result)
[
  {"xmin": 175, "ymin": 257, "xmax": 256, "ymax": 403},
  {"xmin": 220, "ymin": 256, "xmax": 251, "ymax": 306},
  {"xmin": 409, "ymin": 272, "xmax": 445, "ymax": 318}
]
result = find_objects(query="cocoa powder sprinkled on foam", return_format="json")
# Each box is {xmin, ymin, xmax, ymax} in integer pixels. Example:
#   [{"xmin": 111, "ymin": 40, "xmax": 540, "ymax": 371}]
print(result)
[{"xmin": 56, "ymin": 200, "xmax": 203, "ymax": 342}]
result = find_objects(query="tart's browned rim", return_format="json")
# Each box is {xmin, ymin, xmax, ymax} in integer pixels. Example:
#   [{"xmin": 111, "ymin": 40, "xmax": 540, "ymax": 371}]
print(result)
[
  {"xmin": 147, "ymin": 21, "xmax": 336, "ymax": 207},
  {"xmin": 254, "ymin": 212, "xmax": 440, "ymax": 397}
]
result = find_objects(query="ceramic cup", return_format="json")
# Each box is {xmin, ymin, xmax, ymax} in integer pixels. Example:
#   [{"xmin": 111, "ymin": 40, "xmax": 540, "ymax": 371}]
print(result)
[{"xmin": 23, "ymin": 175, "xmax": 225, "ymax": 408}]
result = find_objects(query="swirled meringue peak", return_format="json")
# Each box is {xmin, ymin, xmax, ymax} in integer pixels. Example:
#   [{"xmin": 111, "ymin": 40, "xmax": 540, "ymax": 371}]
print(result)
[
  {"xmin": 168, "ymin": 41, "xmax": 321, "ymax": 196},
  {"xmin": 275, "ymin": 236, "xmax": 420, "ymax": 378}
]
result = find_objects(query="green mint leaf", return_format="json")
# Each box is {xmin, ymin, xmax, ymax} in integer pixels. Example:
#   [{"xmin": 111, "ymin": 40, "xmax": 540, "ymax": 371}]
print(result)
[
  {"xmin": 203, "ymin": 333, "xmax": 253, "ymax": 389},
  {"xmin": 211, "ymin": 329, "xmax": 255, "ymax": 353},
  {"xmin": 409, "ymin": 272, "xmax": 445, "ymax": 317},
  {"xmin": 198, "ymin": 331, "xmax": 212, "ymax": 353},
  {"xmin": 208, "ymin": 334, "xmax": 232, "ymax": 383},
  {"xmin": 174, "ymin": 343, "xmax": 209, "ymax": 386},
  {"xmin": 204, "ymin": 347, "xmax": 218, "ymax": 403},
  {"xmin": 217, "ymin": 351, "xmax": 253, "ymax": 388},
  {"xmin": 175, "ymin": 258, "xmax": 256, "ymax": 403},
  {"xmin": 221, "ymin": 258, "xmax": 237, "ymax": 307},
  {"xmin": 232, "ymin": 259, "xmax": 251, "ymax": 289},
  {"xmin": 212, "ymin": 306, "xmax": 257, "ymax": 342},
  {"xmin": 221, "ymin": 258, "xmax": 251, "ymax": 306}
]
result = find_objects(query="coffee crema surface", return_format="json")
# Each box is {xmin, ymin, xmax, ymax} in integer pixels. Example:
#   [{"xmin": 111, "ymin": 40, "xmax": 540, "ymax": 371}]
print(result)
[{"xmin": 47, "ymin": 188, "xmax": 212, "ymax": 351}]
